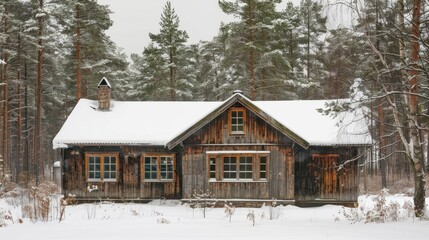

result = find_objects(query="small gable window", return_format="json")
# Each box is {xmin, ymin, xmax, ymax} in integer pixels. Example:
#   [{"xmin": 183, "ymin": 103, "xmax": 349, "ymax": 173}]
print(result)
[
  {"xmin": 229, "ymin": 107, "xmax": 245, "ymax": 134},
  {"xmin": 86, "ymin": 153, "xmax": 119, "ymax": 182},
  {"xmin": 141, "ymin": 154, "xmax": 175, "ymax": 182}
]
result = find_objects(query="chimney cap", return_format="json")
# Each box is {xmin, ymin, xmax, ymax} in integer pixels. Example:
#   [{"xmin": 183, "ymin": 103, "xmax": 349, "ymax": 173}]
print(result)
[
  {"xmin": 98, "ymin": 77, "xmax": 111, "ymax": 88},
  {"xmin": 232, "ymin": 90, "xmax": 243, "ymax": 95}
]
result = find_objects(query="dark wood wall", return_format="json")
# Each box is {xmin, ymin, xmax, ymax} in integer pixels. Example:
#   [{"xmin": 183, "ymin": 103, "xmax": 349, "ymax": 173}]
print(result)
[
  {"xmin": 182, "ymin": 105, "xmax": 295, "ymax": 200},
  {"xmin": 62, "ymin": 146, "xmax": 181, "ymax": 200},
  {"xmin": 294, "ymin": 146, "xmax": 361, "ymax": 202}
]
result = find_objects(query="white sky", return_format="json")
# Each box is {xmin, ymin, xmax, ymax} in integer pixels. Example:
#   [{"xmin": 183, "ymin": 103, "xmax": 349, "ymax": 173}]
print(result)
[
  {"xmin": 97, "ymin": 0, "xmax": 236, "ymax": 56},
  {"xmin": 97, "ymin": 0, "xmax": 351, "ymax": 57}
]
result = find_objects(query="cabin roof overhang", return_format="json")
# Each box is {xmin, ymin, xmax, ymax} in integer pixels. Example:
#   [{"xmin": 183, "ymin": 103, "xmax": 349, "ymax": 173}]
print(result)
[{"xmin": 166, "ymin": 93, "xmax": 310, "ymax": 150}]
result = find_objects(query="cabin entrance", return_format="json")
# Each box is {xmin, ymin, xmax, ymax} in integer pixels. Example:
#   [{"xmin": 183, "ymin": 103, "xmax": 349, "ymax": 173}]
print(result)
[{"xmin": 311, "ymin": 154, "xmax": 339, "ymax": 199}]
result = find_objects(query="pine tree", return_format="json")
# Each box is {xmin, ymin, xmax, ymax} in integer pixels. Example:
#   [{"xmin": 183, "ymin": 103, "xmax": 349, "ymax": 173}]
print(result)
[
  {"xmin": 297, "ymin": 0, "xmax": 327, "ymax": 99},
  {"xmin": 147, "ymin": 1, "xmax": 189, "ymax": 101}
]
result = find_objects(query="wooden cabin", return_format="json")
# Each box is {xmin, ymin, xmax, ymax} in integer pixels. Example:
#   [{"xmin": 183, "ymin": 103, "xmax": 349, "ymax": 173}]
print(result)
[{"xmin": 53, "ymin": 78, "xmax": 371, "ymax": 205}]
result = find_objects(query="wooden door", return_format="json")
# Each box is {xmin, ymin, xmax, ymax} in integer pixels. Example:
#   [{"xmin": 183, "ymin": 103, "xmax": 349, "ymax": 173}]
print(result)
[{"xmin": 311, "ymin": 154, "xmax": 339, "ymax": 199}]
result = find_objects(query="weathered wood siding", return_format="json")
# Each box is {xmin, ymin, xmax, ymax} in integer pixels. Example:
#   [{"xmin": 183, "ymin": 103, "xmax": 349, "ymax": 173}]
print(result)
[
  {"xmin": 182, "ymin": 104, "xmax": 295, "ymax": 200},
  {"xmin": 294, "ymin": 146, "xmax": 360, "ymax": 202},
  {"xmin": 62, "ymin": 146, "xmax": 181, "ymax": 200}
]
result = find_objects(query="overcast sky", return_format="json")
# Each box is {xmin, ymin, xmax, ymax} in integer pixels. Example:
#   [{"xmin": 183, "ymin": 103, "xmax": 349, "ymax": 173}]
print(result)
[
  {"xmin": 97, "ymin": 0, "xmax": 236, "ymax": 56},
  {"xmin": 97, "ymin": 0, "xmax": 350, "ymax": 57}
]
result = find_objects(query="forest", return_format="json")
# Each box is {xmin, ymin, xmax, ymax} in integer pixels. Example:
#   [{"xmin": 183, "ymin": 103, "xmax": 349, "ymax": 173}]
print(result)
[{"xmin": 0, "ymin": 0, "xmax": 428, "ymax": 215}]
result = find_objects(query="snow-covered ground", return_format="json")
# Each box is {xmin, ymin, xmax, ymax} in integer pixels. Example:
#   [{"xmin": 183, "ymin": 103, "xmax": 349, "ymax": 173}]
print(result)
[{"xmin": 0, "ymin": 195, "xmax": 428, "ymax": 240}]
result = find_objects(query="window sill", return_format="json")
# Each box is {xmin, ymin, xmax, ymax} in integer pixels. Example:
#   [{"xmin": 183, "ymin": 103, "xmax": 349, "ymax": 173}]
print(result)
[
  {"xmin": 208, "ymin": 179, "xmax": 268, "ymax": 183},
  {"xmin": 142, "ymin": 180, "xmax": 174, "ymax": 183},
  {"xmin": 230, "ymin": 131, "xmax": 245, "ymax": 135},
  {"xmin": 87, "ymin": 179, "xmax": 117, "ymax": 183}
]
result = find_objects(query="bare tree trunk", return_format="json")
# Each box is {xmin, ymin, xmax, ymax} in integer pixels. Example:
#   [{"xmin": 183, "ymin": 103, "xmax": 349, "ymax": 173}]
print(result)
[
  {"xmin": 409, "ymin": 0, "xmax": 425, "ymax": 217},
  {"xmin": 24, "ymin": 60, "xmax": 29, "ymax": 186},
  {"xmin": 17, "ymin": 27, "xmax": 23, "ymax": 182},
  {"xmin": 76, "ymin": 3, "xmax": 82, "ymax": 101},
  {"xmin": 2, "ymin": 6, "xmax": 9, "ymax": 178},
  {"xmin": 378, "ymin": 98, "xmax": 387, "ymax": 188},
  {"xmin": 35, "ymin": 0, "xmax": 44, "ymax": 185},
  {"xmin": 247, "ymin": 0, "xmax": 255, "ymax": 100}
]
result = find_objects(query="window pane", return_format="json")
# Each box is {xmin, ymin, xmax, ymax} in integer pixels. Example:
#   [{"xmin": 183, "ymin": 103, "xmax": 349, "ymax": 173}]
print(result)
[
  {"xmin": 223, "ymin": 157, "xmax": 237, "ymax": 179},
  {"xmin": 160, "ymin": 156, "xmax": 173, "ymax": 180},
  {"xmin": 230, "ymin": 110, "xmax": 244, "ymax": 133},
  {"xmin": 144, "ymin": 156, "xmax": 158, "ymax": 180},
  {"xmin": 260, "ymin": 156, "xmax": 267, "ymax": 180},
  {"xmin": 209, "ymin": 157, "xmax": 216, "ymax": 179},
  {"xmin": 88, "ymin": 156, "xmax": 101, "ymax": 180},
  {"xmin": 104, "ymin": 156, "xmax": 117, "ymax": 180},
  {"xmin": 238, "ymin": 156, "xmax": 252, "ymax": 179}
]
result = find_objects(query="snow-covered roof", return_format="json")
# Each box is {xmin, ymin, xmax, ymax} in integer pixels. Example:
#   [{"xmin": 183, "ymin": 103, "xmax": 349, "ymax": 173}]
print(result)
[
  {"xmin": 253, "ymin": 100, "xmax": 371, "ymax": 146},
  {"xmin": 52, "ymin": 95, "xmax": 371, "ymax": 149}
]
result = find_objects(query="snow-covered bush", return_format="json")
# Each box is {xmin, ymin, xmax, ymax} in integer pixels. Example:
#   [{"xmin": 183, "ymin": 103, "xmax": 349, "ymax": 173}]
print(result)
[
  {"xmin": 29, "ymin": 182, "xmax": 60, "ymax": 222},
  {"xmin": 262, "ymin": 198, "xmax": 281, "ymax": 220},
  {"xmin": 190, "ymin": 189, "xmax": 216, "ymax": 218},
  {"xmin": 0, "ymin": 208, "xmax": 13, "ymax": 227},
  {"xmin": 247, "ymin": 210, "xmax": 256, "ymax": 226},
  {"xmin": 224, "ymin": 202, "xmax": 235, "ymax": 222},
  {"xmin": 340, "ymin": 189, "xmax": 421, "ymax": 223}
]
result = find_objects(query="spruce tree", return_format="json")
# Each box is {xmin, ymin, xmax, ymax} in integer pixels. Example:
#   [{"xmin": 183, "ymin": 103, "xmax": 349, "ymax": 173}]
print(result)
[{"xmin": 146, "ymin": 1, "xmax": 189, "ymax": 101}]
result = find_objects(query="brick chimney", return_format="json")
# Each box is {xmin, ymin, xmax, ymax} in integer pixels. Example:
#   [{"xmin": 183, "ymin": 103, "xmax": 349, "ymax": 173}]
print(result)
[{"xmin": 97, "ymin": 77, "xmax": 111, "ymax": 111}]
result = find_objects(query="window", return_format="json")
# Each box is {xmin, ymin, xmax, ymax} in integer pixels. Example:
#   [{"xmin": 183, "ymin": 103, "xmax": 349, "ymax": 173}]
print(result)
[
  {"xmin": 209, "ymin": 157, "xmax": 216, "ymax": 179},
  {"xmin": 88, "ymin": 156, "xmax": 101, "ymax": 180},
  {"xmin": 86, "ymin": 153, "xmax": 118, "ymax": 182},
  {"xmin": 141, "ymin": 154, "xmax": 175, "ymax": 181},
  {"xmin": 223, "ymin": 157, "xmax": 237, "ymax": 179},
  {"xmin": 239, "ymin": 156, "xmax": 253, "ymax": 179},
  {"xmin": 160, "ymin": 156, "xmax": 174, "ymax": 180},
  {"xmin": 207, "ymin": 151, "xmax": 268, "ymax": 181},
  {"xmin": 259, "ymin": 156, "xmax": 267, "ymax": 180},
  {"xmin": 103, "ymin": 156, "xmax": 117, "ymax": 180},
  {"xmin": 229, "ymin": 108, "xmax": 245, "ymax": 134},
  {"xmin": 144, "ymin": 156, "xmax": 158, "ymax": 180}
]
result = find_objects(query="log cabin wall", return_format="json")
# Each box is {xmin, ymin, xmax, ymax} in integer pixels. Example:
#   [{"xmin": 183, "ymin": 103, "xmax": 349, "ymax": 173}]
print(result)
[
  {"xmin": 294, "ymin": 146, "xmax": 360, "ymax": 202},
  {"xmin": 62, "ymin": 146, "xmax": 181, "ymax": 200},
  {"xmin": 182, "ymin": 103, "xmax": 295, "ymax": 200}
]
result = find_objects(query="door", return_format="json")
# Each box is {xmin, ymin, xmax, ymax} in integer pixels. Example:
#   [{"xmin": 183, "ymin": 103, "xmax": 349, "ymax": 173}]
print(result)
[{"xmin": 311, "ymin": 154, "xmax": 339, "ymax": 199}]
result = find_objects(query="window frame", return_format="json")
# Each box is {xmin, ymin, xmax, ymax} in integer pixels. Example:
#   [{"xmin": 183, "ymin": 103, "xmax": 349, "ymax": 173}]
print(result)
[
  {"xmin": 141, "ymin": 154, "xmax": 175, "ymax": 182},
  {"xmin": 229, "ymin": 107, "xmax": 246, "ymax": 135},
  {"xmin": 85, "ymin": 152, "xmax": 119, "ymax": 182},
  {"xmin": 207, "ymin": 151, "xmax": 269, "ymax": 182}
]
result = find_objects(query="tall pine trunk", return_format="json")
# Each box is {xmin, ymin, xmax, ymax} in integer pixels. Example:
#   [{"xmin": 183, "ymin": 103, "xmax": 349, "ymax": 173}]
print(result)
[
  {"xmin": 76, "ymin": 3, "xmax": 82, "ymax": 100},
  {"xmin": 409, "ymin": 0, "xmax": 425, "ymax": 217},
  {"xmin": 247, "ymin": 0, "xmax": 255, "ymax": 100},
  {"xmin": 2, "ymin": 5, "xmax": 9, "ymax": 179},
  {"xmin": 34, "ymin": 0, "xmax": 44, "ymax": 185},
  {"xmin": 17, "ymin": 27, "xmax": 23, "ymax": 181}
]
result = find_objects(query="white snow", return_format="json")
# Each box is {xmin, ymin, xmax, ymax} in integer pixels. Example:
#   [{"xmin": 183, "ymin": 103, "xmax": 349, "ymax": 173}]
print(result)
[
  {"xmin": 53, "ymin": 99, "xmax": 222, "ymax": 148},
  {"xmin": 254, "ymin": 99, "xmax": 371, "ymax": 146},
  {"xmin": 53, "ymin": 95, "xmax": 371, "ymax": 149},
  {"xmin": 0, "ymin": 195, "xmax": 428, "ymax": 240}
]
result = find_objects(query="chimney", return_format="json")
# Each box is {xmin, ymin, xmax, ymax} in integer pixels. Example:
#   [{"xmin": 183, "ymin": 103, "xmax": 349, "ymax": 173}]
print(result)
[{"xmin": 97, "ymin": 77, "xmax": 111, "ymax": 111}]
